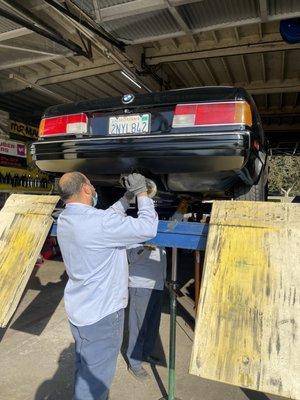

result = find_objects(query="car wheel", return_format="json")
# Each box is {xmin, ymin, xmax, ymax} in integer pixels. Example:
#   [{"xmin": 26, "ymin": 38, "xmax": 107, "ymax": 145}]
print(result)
[{"xmin": 233, "ymin": 167, "xmax": 268, "ymax": 201}]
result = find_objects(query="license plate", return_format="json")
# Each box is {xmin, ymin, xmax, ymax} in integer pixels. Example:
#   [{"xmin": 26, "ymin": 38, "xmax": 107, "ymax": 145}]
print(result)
[{"xmin": 108, "ymin": 113, "xmax": 150, "ymax": 135}]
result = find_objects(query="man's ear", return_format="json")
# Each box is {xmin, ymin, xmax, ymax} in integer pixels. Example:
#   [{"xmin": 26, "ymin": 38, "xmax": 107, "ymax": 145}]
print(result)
[{"xmin": 82, "ymin": 183, "xmax": 91, "ymax": 196}]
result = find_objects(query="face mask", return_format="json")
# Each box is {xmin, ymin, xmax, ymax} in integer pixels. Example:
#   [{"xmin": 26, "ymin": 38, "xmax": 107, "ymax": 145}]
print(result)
[{"xmin": 92, "ymin": 192, "xmax": 98, "ymax": 207}]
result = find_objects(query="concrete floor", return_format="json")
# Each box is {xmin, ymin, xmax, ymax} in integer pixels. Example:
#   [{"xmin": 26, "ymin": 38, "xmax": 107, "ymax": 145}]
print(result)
[{"xmin": 0, "ymin": 260, "xmax": 284, "ymax": 400}]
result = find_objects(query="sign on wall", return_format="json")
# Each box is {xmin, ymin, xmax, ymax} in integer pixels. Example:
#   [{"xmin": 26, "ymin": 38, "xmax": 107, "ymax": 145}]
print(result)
[
  {"xmin": 10, "ymin": 120, "xmax": 38, "ymax": 139},
  {"xmin": 0, "ymin": 139, "xmax": 27, "ymax": 168}
]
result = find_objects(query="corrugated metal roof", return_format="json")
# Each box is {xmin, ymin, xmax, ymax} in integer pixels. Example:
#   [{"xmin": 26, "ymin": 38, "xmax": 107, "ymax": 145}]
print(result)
[
  {"xmin": 0, "ymin": 16, "xmax": 21, "ymax": 34},
  {"xmin": 103, "ymin": 9, "xmax": 180, "ymax": 40},
  {"xmin": 72, "ymin": 0, "xmax": 135, "ymax": 18},
  {"xmin": 268, "ymin": 0, "xmax": 300, "ymax": 16},
  {"xmin": 179, "ymin": 0, "xmax": 259, "ymax": 31},
  {"xmin": 95, "ymin": 0, "xmax": 135, "ymax": 8}
]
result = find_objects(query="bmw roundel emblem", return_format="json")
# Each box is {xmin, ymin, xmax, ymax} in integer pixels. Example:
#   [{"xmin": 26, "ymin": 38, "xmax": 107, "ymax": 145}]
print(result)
[{"xmin": 122, "ymin": 94, "xmax": 135, "ymax": 104}]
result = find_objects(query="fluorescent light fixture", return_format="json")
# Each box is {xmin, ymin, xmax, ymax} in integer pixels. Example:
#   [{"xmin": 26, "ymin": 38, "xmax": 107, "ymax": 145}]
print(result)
[{"xmin": 121, "ymin": 70, "xmax": 142, "ymax": 89}]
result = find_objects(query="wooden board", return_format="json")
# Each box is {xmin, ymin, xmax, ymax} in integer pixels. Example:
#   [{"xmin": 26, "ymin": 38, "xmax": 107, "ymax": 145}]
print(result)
[
  {"xmin": 0, "ymin": 194, "xmax": 59, "ymax": 327},
  {"xmin": 190, "ymin": 201, "xmax": 300, "ymax": 399}
]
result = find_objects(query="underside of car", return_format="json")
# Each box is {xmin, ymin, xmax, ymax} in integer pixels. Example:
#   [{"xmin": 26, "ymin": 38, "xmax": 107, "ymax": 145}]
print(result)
[{"xmin": 32, "ymin": 87, "xmax": 268, "ymax": 209}]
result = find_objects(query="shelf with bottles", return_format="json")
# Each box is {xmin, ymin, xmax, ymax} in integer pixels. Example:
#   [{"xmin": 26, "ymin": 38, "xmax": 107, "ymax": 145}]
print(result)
[{"xmin": 0, "ymin": 165, "xmax": 53, "ymax": 193}]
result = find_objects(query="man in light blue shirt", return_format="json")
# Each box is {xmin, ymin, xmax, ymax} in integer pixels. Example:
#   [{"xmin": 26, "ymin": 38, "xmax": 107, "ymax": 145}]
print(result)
[
  {"xmin": 126, "ymin": 244, "xmax": 167, "ymax": 379},
  {"xmin": 57, "ymin": 172, "xmax": 158, "ymax": 400}
]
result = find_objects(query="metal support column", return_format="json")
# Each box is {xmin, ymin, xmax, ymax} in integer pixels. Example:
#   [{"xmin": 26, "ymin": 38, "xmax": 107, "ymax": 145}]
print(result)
[{"xmin": 160, "ymin": 247, "xmax": 181, "ymax": 400}]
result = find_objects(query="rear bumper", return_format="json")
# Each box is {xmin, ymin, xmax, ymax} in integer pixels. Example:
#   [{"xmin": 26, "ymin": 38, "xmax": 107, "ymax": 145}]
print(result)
[{"xmin": 32, "ymin": 132, "xmax": 250, "ymax": 176}]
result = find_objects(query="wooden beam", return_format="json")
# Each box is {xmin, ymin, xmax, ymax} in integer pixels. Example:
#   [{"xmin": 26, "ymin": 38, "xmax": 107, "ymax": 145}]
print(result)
[
  {"xmin": 80, "ymin": 77, "xmax": 111, "ymax": 97},
  {"xmin": 211, "ymin": 30, "xmax": 219, "ymax": 43},
  {"xmin": 37, "ymin": 64, "xmax": 120, "ymax": 85},
  {"xmin": 281, "ymin": 50, "xmax": 286, "ymax": 81},
  {"xmin": 92, "ymin": 0, "xmax": 101, "ymax": 22},
  {"xmin": 261, "ymin": 53, "xmax": 266, "ymax": 82},
  {"xmin": 0, "ymin": 27, "xmax": 32, "ymax": 42},
  {"xmin": 166, "ymin": 0, "xmax": 197, "ymax": 47},
  {"xmin": 234, "ymin": 26, "xmax": 240, "ymax": 41},
  {"xmin": 202, "ymin": 59, "xmax": 218, "ymax": 85},
  {"xmin": 293, "ymin": 92, "xmax": 299, "ymax": 108},
  {"xmin": 258, "ymin": 23, "xmax": 263, "ymax": 40},
  {"xmin": 0, "ymin": 53, "xmax": 73, "ymax": 71},
  {"xmin": 279, "ymin": 92, "xmax": 283, "ymax": 109},
  {"xmin": 168, "ymin": 63, "xmax": 186, "ymax": 87},
  {"xmin": 146, "ymin": 41, "xmax": 300, "ymax": 65},
  {"xmin": 93, "ymin": 75, "xmax": 123, "ymax": 95},
  {"xmin": 97, "ymin": 0, "xmax": 203, "ymax": 22},
  {"xmin": 185, "ymin": 61, "xmax": 204, "ymax": 85},
  {"xmin": 259, "ymin": 0, "xmax": 268, "ymax": 22},
  {"xmin": 240, "ymin": 54, "xmax": 251, "ymax": 83},
  {"xmin": 221, "ymin": 57, "xmax": 233, "ymax": 84}
]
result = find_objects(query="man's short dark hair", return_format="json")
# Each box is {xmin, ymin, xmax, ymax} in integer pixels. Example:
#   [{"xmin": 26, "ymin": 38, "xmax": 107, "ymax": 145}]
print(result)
[{"xmin": 58, "ymin": 172, "xmax": 87, "ymax": 202}]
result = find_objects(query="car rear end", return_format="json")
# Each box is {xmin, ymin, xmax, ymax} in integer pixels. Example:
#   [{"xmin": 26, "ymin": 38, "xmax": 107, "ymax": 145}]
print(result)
[{"xmin": 32, "ymin": 87, "xmax": 265, "ymax": 197}]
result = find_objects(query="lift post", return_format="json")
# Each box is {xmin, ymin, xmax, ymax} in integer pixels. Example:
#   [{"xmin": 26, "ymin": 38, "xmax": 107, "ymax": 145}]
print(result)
[{"xmin": 146, "ymin": 221, "xmax": 208, "ymax": 400}]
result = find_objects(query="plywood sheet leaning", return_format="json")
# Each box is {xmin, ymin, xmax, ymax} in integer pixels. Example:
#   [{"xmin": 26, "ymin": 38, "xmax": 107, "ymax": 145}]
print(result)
[
  {"xmin": 190, "ymin": 201, "xmax": 300, "ymax": 399},
  {"xmin": 0, "ymin": 194, "xmax": 59, "ymax": 327}
]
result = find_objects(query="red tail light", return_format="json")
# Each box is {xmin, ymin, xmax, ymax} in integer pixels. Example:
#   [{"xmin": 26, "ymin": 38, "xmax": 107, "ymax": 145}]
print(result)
[
  {"xmin": 39, "ymin": 113, "xmax": 88, "ymax": 137},
  {"xmin": 172, "ymin": 101, "xmax": 252, "ymax": 128}
]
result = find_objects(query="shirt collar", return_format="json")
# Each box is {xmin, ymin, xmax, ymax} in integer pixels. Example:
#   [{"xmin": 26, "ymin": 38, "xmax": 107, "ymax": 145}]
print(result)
[{"xmin": 65, "ymin": 202, "xmax": 93, "ymax": 209}]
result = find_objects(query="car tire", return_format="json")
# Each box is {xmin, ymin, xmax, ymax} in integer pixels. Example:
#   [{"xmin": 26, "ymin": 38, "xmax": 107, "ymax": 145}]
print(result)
[{"xmin": 233, "ymin": 167, "xmax": 268, "ymax": 201}]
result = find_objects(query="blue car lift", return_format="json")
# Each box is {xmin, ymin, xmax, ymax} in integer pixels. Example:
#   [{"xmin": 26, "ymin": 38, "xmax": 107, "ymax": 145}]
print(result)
[{"xmin": 50, "ymin": 220, "xmax": 209, "ymax": 400}]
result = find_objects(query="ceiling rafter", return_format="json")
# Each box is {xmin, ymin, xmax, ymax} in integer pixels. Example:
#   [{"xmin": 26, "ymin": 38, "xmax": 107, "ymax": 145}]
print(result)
[
  {"xmin": 170, "ymin": 37, "xmax": 179, "ymax": 49},
  {"xmin": 93, "ymin": 0, "xmax": 202, "ymax": 22},
  {"xmin": 258, "ymin": 0, "xmax": 268, "ymax": 22},
  {"xmin": 281, "ymin": 50, "xmax": 286, "ymax": 81},
  {"xmin": 93, "ymin": 75, "xmax": 123, "ymax": 95},
  {"xmin": 293, "ymin": 92, "xmax": 299, "ymax": 108},
  {"xmin": 47, "ymin": 59, "xmax": 66, "ymax": 71},
  {"xmin": 0, "ymin": 43, "xmax": 64, "ymax": 56},
  {"xmin": 146, "ymin": 41, "xmax": 300, "ymax": 64},
  {"xmin": 202, "ymin": 59, "xmax": 218, "ymax": 85},
  {"xmin": 261, "ymin": 53, "xmax": 266, "ymax": 82},
  {"xmin": 0, "ymin": 27, "xmax": 32, "ymax": 41},
  {"xmin": 68, "ymin": 80, "xmax": 98, "ymax": 99},
  {"xmin": 211, "ymin": 30, "xmax": 219, "ymax": 43},
  {"xmin": 81, "ymin": 77, "xmax": 111, "ymax": 97},
  {"xmin": 8, "ymin": 73, "xmax": 72, "ymax": 103},
  {"xmin": 234, "ymin": 27, "xmax": 240, "ymax": 41},
  {"xmin": 221, "ymin": 57, "xmax": 233, "ymax": 85},
  {"xmin": 92, "ymin": 0, "xmax": 101, "ymax": 22},
  {"xmin": 0, "ymin": 53, "xmax": 73, "ymax": 71},
  {"xmin": 241, "ymin": 54, "xmax": 250, "ymax": 84},
  {"xmin": 258, "ymin": 23, "xmax": 263, "ymax": 40},
  {"xmin": 54, "ymin": 82, "xmax": 89, "ymax": 101},
  {"xmin": 166, "ymin": 0, "xmax": 197, "ymax": 47},
  {"xmin": 184, "ymin": 61, "xmax": 204, "ymax": 85},
  {"xmin": 167, "ymin": 63, "xmax": 186, "ymax": 87},
  {"xmin": 109, "ymin": 73, "xmax": 139, "ymax": 93}
]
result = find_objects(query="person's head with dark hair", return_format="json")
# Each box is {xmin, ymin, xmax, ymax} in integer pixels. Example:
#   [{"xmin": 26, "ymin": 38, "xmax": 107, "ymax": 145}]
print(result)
[{"xmin": 58, "ymin": 172, "xmax": 98, "ymax": 207}]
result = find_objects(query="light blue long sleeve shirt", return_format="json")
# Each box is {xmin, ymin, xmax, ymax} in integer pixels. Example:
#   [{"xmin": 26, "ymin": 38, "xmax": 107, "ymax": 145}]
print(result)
[{"xmin": 57, "ymin": 196, "xmax": 158, "ymax": 326}]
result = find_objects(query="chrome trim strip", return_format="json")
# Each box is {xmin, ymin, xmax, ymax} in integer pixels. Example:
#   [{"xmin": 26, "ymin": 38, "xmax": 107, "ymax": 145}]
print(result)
[{"xmin": 33, "ymin": 131, "xmax": 250, "ymax": 146}]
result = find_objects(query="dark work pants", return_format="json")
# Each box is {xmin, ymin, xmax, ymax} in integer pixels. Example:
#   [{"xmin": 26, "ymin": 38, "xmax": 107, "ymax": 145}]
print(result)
[
  {"xmin": 126, "ymin": 287, "xmax": 163, "ymax": 370},
  {"xmin": 69, "ymin": 309, "xmax": 124, "ymax": 400}
]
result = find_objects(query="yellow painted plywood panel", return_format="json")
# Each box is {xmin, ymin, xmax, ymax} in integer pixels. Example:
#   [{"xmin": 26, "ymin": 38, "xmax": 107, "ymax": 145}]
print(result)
[
  {"xmin": 0, "ymin": 194, "xmax": 59, "ymax": 327},
  {"xmin": 190, "ymin": 201, "xmax": 300, "ymax": 399}
]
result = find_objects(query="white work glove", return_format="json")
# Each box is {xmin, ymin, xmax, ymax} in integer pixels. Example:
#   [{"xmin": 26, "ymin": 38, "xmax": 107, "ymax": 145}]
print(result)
[
  {"xmin": 124, "ymin": 173, "xmax": 147, "ymax": 196},
  {"xmin": 124, "ymin": 190, "xmax": 135, "ymax": 202}
]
